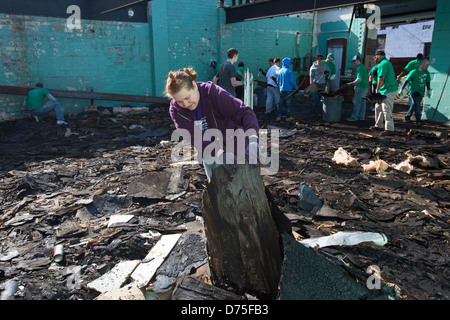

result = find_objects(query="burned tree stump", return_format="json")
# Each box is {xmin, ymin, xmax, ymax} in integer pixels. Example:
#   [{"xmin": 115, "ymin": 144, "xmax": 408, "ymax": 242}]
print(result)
[{"xmin": 201, "ymin": 163, "xmax": 282, "ymax": 297}]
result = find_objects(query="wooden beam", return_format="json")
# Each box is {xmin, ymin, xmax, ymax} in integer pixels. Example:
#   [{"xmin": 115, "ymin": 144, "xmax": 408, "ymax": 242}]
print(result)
[
  {"xmin": 201, "ymin": 163, "xmax": 282, "ymax": 298},
  {"xmin": 0, "ymin": 85, "xmax": 169, "ymax": 105},
  {"xmin": 172, "ymin": 275, "xmax": 244, "ymax": 300}
]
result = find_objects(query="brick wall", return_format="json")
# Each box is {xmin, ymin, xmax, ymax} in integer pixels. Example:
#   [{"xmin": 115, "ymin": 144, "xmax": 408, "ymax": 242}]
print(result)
[
  {"xmin": 1, "ymin": 1, "xmax": 368, "ymax": 120},
  {"xmin": 149, "ymin": 0, "xmax": 316, "ymax": 96},
  {"xmin": 0, "ymin": 13, "xmax": 153, "ymax": 119},
  {"xmin": 149, "ymin": 1, "xmax": 365, "ymax": 96}
]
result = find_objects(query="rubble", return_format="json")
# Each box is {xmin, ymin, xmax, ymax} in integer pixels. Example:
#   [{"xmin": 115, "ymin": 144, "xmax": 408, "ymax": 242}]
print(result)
[{"xmin": 0, "ymin": 100, "xmax": 449, "ymax": 300}]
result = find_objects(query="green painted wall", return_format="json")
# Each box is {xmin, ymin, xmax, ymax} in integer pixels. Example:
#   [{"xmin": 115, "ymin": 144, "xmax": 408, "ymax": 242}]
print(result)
[
  {"xmin": 149, "ymin": 0, "xmax": 220, "ymax": 96},
  {"xmin": 149, "ymin": 1, "xmax": 365, "ymax": 94},
  {"xmin": 149, "ymin": 0, "xmax": 316, "ymax": 96},
  {"xmin": 1, "ymin": 1, "xmax": 368, "ymax": 120},
  {"xmin": 424, "ymin": 0, "xmax": 450, "ymax": 122},
  {"xmin": 0, "ymin": 13, "xmax": 153, "ymax": 120},
  {"xmin": 317, "ymin": 12, "xmax": 366, "ymax": 73},
  {"xmin": 221, "ymin": 12, "xmax": 315, "ymax": 83}
]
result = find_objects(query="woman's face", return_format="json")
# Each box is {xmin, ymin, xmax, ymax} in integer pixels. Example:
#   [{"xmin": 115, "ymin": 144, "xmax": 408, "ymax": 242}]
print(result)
[{"xmin": 172, "ymin": 81, "xmax": 200, "ymax": 111}]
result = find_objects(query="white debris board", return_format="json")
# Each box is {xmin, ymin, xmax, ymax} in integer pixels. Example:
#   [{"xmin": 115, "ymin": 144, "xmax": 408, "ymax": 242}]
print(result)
[
  {"xmin": 131, "ymin": 233, "xmax": 181, "ymax": 288},
  {"xmin": 107, "ymin": 214, "xmax": 134, "ymax": 228},
  {"xmin": 87, "ymin": 260, "xmax": 141, "ymax": 293}
]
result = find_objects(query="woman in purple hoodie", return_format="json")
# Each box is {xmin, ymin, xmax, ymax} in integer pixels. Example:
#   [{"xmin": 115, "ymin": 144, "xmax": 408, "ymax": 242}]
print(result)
[{"xmin": 165, "ymin": 68, "xmax": 260, "ymax": 181}]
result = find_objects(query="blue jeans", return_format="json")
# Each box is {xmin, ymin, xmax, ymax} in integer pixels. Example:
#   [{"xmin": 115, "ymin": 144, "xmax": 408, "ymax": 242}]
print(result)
[
  {"xmin": 349, "ymin": 87, "xmax": 368, "ymax": 120},
  {"xmin": 278, "ymin": 91, "xmax": 293, "ymax": 118},
  {"xmin": 265, "ymin": 86, "xmax": 280, "ymax": 113},
  {"xmin": 405, "ymin": 92, "xmax": 423, "ymax": 124},
  {"xmin": 29, "ymin": 102, "xmax": 65, "ymax": 121}
]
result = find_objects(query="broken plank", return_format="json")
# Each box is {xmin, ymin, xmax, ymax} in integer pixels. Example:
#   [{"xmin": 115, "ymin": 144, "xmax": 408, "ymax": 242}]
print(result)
[
  {"xmin": 95, "ymin": 285, "xmax": 146, "ymax": 300},
  {"xmin": 202, "ymin": 164, "xmax": 282, "ymax": 297},
  {"xmin": 172, "ymin": 275, "xmax": 244, "ymax": 300},
  {"xmin": 358, "ymin": 132, "xmax": 374, "ymax": 138},
  {"xmin": 130, "ymin": 233, "xmax": 181, "ymax": 288},
  {"xmin": 87, "ymin": 260, "xmax": 141, "ymax": 293}
]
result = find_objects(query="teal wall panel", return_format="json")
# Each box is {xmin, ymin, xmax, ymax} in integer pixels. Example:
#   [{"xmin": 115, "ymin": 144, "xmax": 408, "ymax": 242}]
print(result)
[
  {"xmin": 224, "ymin": 14, "xmax": 315, "ymax": 81},
  {"xmin": 0, "ymin": 13, "xmax": 153, "ymax": 119},
  {"xmin": 149, "ymin": 0, "xmax": 317, "ymax": 90},
  {"xmin": 0, "ymin": 2, "xmax": 377, "ymax": 121},
  {"xmin": 424, "ymin": 0, "xmax": 450, "ymax": 121},
  {"xmin": 150, "ymin": 0, "xmax": 221, "ymax": 95}
]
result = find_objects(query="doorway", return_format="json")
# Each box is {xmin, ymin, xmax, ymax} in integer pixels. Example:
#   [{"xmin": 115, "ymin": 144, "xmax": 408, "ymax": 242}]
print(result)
[{"xmin": 327, "ymin": 38, "xmax": 347, "ymax": 92}]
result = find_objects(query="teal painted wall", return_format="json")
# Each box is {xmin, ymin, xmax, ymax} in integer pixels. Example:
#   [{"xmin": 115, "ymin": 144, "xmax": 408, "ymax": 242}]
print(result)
[
  {"xmin": 148, "ymin": 0, "xmax": 315, "ymax": 95},
  {"xmin": 1, "ymin": 1, "xmax": 368, "ymax": 120},
  {"xmin": 424, "ymin": 0, "xmax": 450, "ymax": 122},
  {"xmin": 317, "ymin": 14, "xmax": 366, "ymax": 73},
  {"xmin": 221, "ymin": 12, "xmax": 315, "ymax": 83},
  {"xmin": 148, "ymin": 1, "xmax": 366, "ymax": 96},
  {"xmin": 0, "ymin": 13, "xmax": 153, "ymax": 120},
  {"xmin": 149, "ymin": 0, "xmax": 220, "ymax": 96}
]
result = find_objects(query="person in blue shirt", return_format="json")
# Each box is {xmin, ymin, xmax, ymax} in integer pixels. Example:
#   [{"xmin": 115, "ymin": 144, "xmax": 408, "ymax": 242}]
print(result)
[{"xmin": 276, "ymin": 58, "xmax": 298, "ymax": 121}]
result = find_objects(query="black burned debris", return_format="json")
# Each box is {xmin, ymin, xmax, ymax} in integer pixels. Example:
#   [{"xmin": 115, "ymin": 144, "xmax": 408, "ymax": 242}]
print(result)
[{"xmin": 0, "ymin": 101, "xmax": 449, "ymax": 300}]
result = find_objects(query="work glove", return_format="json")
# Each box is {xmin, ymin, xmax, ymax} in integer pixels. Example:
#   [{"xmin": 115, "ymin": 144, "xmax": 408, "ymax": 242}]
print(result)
[
  {"xmin": 329, "ymin": 74, "xmax": 336, "ymax": 81},
  {"xmin": 397, "ymin": 89, "xmax": 406, "ymax": 99},
  {"xmin": 245, "ymin": 142, "xmax": 260, "ymax": 166},
  {"xmin": 221, "ymin": 152, "xmax": 238, "ymax": 175},
  {"xmin": 427, "ymin": 89, "xmax": 432, "ymax": 99},
  {"xmin": 347, "ymin": 82, "xmax": 355, "ymax": 87}
]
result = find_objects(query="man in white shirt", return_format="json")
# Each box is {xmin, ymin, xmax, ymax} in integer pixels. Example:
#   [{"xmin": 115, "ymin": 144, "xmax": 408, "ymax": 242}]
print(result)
[{"xmin": 265, "ymin": 57, "xmax": 281, "ymax": 114}]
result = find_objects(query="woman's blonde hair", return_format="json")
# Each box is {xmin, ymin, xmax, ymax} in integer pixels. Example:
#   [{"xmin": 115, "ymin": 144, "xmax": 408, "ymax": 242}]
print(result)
[{"xmin": 165, "ymin": 67, "xmax": 198, "ymax": 98}]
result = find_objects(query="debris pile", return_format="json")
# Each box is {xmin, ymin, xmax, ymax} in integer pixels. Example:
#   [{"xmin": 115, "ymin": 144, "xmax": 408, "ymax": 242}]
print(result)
[{"xmin": 0, "ymin": 101, "xmax": 448, "ymax": 300}]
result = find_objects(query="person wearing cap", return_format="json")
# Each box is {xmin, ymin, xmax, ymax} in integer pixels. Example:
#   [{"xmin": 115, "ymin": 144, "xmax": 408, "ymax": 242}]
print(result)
[
  {"xmin": 324, "ymin": 53, "xmax": 337, "ymax": 93},
  {"xmin": 309, "ymin": 54, "xmax": 330, "ymax": 110},
  {"xmin": 371, "ymin": 50, "xmax": 398, "ymax": 135},
  {"xmin": 400, "ymin": 59, "xmax": 431, "ymax": 127},
  {"xmin": 346, "ymin": 55, "xmax": 368, "ymax": 121}
]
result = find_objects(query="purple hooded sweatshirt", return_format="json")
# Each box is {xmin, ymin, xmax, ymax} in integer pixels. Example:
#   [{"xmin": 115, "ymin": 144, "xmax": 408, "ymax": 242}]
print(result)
[{"xmin": 169, "ymin": 81, "xmax": 259, "ymax": 160}]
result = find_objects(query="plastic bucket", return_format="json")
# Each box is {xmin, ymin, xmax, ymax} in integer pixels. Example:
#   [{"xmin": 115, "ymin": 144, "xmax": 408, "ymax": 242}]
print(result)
[{"xmin": 322, "ymin": 95, "xmax": 343, "ymax": 122}]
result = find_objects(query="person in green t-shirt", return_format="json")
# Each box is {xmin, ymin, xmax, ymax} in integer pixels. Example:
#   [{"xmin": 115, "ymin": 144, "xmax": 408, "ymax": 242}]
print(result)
[
  {"xmin": 400, "ymin": 59, "xmax": 431, "ymax": 126},
  {"xmin": 346, "ymin": 55, "xmax": 369, "ymax": 121},
  {"xmin": 369, "ymin": 65, "xmax": 379, "ymax": 92},
  {"xmin": 396, "ymin": 53, "xmax": 424, "ymax": 81},
  {"xmin": 371, "ymin": 50, "xmax": 398, "ymax": 135},
  {"xmin": 258, "ymin": 58, "xmax": 274, "ymax": 79},
  {"xmin": 324, "ymin": 53, "xmax": 337, "ymax": 93},
  {"xmin": 368, "ymin": 63, "xmax": 379, "ymax": 111},
  {"xmin": 23, "ymin": 83, "xmax": 67, "ymax": 125}
]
